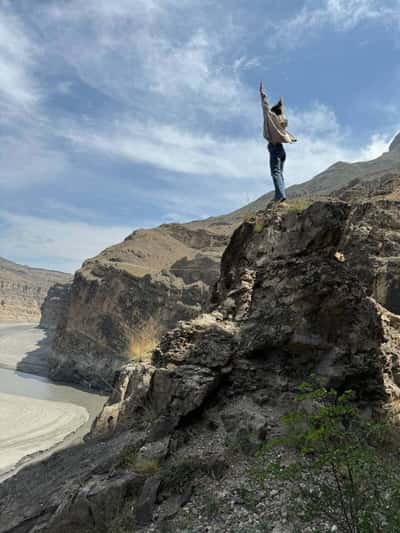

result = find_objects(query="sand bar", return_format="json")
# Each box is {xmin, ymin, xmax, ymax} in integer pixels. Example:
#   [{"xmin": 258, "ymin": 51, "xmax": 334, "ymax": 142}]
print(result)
[{"xmin": 0, "ymin": 392, "xmax": 89, "ymax": 476}]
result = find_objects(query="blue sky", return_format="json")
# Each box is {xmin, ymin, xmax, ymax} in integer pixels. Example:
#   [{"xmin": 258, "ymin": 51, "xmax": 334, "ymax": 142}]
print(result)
[{"xmin": 0, "ymin": 0, "xmax": 399, "ymax": 272}]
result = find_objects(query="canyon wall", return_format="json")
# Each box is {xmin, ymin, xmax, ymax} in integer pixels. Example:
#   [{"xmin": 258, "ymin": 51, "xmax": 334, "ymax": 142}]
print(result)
[{"xmin": 0, "ymin": 257, "xmax": 72, "ymax": 323}]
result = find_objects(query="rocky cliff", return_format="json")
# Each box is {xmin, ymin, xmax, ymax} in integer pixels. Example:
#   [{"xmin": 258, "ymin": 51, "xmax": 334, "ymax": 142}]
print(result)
[
  {"xmin": 3, "ymin": 175, "xmax": 400, "ymax": 533},
  {"xmin": 50, "ymin": 224, "xmax": 233, "ymax": 389},
  {"xmin": 39, "ymin": 283, "xmax": 72, "ymax": 330},
  {"xmin": 0, "ymin": 257, "xmax": 72, "ymax": 323},
  {"xmin": 49, "ymin": 134, "xmax": 400, "ymax": 390}
]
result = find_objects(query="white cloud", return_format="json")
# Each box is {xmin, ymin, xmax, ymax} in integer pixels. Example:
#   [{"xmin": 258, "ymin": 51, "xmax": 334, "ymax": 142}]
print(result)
[
  {"xmin": 0, "ymin": 7, "xmax": 40, "ymax": 110},
  {"xmin": 64, "ymin": 119, "xmax": 264, "ymax": 178},
  {"xmin": 0, "ymin": 210, "xmax": 133, "ymax": 272},
  {"xmin": 63, "ymin": 102, "xmax": 394, "ymax": 187},
  {"xmin": 266, "ymin": 0, "xmax": 400, "ymax": 50},
  {"xmin": 0, "ymin": 134, "xmax": 66, "ymax": 189},
  {"xmin": 359, "ymin": 133, "xmax": 392, "ymax": 160},
  {"xmin": 35, "ymin": 0, "xmax": 251, "ymax": 120}
]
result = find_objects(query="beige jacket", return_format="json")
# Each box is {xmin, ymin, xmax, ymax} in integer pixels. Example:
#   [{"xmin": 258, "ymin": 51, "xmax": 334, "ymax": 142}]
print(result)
[{"xmin": 261, "ymin": 93, "xmax": 297, "ymax": 145}]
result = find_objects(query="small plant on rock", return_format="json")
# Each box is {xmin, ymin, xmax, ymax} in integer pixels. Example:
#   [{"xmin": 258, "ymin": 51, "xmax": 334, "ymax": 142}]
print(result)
[{"xmin": 255, "ymin": 376, "xmax": 400, "ymax": 533}]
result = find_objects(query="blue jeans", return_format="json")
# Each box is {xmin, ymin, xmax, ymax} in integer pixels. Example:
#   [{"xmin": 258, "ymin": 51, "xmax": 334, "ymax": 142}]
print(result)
[{"xmin": 268, "ymin": 142, "xmax": 286, "ymax": 202}]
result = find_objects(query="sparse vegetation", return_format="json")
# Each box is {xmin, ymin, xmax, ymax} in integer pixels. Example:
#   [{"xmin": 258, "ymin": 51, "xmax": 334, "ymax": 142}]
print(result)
[
  {"xmin": 205, "ymin": 493, "xmax": 224, "ymax": 517},
  {"xmin": 286, "ymin": 197, "xmax": 312, "ymax": 212},
  {"xmin": 107, "ymin": 499, "xmax": 136, "ymax": 533},
  {"xmin": 128, "ymin": 315, "xmax": 162, "ymax": 361},
  {"xmin": 236, "ymin": 484, "xmax": 258, "ymax": 511},
  {"xmin": 255, "ymin": 376, "xmax": 400, "ymax": 533},
  {"xmin": 133, "ymin": 457, "xmax": 160, "ymax": 474},
  {"xmin": 161, "ymin": 457, "xmax": 227, "ymax": 494},
  {"xmin": 118, "ymin": 447, "xmax": 160, "ymax": 474},
  {"xmin": 225, "ymin": 430, "xmax": 256, "ymax": 456},
  {"xmin": 242, "ymin": 210, "xmax": 256, "ymax": 223}
]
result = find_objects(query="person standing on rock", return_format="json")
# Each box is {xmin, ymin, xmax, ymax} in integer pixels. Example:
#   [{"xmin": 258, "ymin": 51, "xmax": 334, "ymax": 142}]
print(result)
[{"xmin": 259, "ymin": 81, "xmax": 297, "ymax": 208}]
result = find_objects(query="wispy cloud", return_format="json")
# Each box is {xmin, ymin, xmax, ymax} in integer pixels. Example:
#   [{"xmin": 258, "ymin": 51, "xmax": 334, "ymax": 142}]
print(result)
[
  {"xmin": 0, "ymin": 6, "xmax": 40, "ymax": 111},
  {"xmin": 0, "ymin": 133, "xmax": 67, "ymax": 189},
  {"xmin": 64, "ymin": 119, "xmax": 264, "ymax": 179},
  {"xmin": 63, "ymin": 102, "xmax": 392, "ymax": 185},
  {"xmin": 265, "ymin": 0, "xmax": 400, "ymax": 50},
  {"xmin": 0, "ymin": 210, "xmax": 133, "ymax": 272},
  {"xmin": 33, "ymin": 0, "xmax": 252, "ymax": 123}
]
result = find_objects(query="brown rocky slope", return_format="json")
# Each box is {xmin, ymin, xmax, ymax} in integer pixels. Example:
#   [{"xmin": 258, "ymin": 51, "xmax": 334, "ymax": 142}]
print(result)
[
  {"xmin": 3, "ymin": 176, "xmax": 400, "ymax": 532},
  {"xmin": 50, "ymin": 133, "xmax": 400, "ymax": 390},
  {"xmin": 0, "ymin": 257, "xmax": 71, "ymax": 323}
]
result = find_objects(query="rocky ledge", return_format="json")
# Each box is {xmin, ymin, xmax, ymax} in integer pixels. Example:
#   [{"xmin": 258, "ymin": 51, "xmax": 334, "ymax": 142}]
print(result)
[{"xmin": 3, "ymin": 176, "xmax": 400, "ymax": 533}]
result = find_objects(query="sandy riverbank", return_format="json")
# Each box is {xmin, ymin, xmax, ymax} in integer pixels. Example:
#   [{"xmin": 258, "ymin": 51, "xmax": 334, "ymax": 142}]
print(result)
[
  {"xmin": 0, "ymin": 392, "xmax": 88, "ymax": 477},
  {"xmin": 0, "ymin": 322, "xmax": 106, "ymax": 481}
]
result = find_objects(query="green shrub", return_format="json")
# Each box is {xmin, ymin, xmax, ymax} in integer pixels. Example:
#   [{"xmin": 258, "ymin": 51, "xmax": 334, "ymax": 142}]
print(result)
[{"xmin": 255, "ymin": 376, "xmax": 400, "ymax": 533}]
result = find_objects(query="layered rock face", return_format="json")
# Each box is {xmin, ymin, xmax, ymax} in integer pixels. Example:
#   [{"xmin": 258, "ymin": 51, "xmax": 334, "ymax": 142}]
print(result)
[
  {"xmin": 39, "ymin": 283, "xmax": 71, "ymax": 330},
  {"xmin": 50, "ymin": 224, "xmax": 233, "ymax": 389},
  {"xmin": 0, "ymin": 257, "xmax": 72, "ymax": 323},
  {"xmin": 4, "ymin": 177, "xmax": 400, "ymax": 533}
]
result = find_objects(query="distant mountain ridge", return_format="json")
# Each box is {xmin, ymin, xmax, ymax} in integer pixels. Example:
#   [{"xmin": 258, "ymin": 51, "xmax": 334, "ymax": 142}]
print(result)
[
  {"xmin": 0, "ymin": 257, "xmax": 72, "ymax": 323},
  {"xmin": 217, "ymin": 131, "xmax": 400, "ymax": 221}
]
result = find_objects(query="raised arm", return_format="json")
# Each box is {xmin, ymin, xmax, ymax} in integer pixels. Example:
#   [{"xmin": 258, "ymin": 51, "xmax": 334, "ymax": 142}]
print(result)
[{"xmin": 259, "ymin": 81, "xmax": 269, "ymax": 110}]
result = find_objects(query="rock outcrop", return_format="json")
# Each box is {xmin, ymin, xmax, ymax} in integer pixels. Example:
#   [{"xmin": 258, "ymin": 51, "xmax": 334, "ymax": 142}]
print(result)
[
  {"xmin": 4, "ymin": 176, "xmax": 400, "ymax": 533},
  {"xmin": 0, "ymin": 257, "xmax": 72, "ymax": 323},
  {"xmin": 39, "ymin": 283, "xmax": 71, "ymax": 330},
  {"xmin": 50, "ymin": 224, "xmax": 233, "ymax": 389}
]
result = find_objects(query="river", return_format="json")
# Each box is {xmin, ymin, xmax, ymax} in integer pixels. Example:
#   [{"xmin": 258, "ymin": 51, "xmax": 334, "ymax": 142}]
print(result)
[{"xmin": 0, "ymin": 323, "xmax": 107, "ymax": 481}]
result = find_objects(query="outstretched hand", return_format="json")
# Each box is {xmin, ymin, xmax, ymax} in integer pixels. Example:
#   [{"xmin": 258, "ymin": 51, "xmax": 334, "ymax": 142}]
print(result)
[{"xmin": 259, "ymin": 81, "xmax": 266, "ymax": 98}]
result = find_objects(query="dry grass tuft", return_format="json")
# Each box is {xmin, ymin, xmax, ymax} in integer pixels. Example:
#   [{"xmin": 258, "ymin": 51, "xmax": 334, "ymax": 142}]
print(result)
[
  {"xmin": 129, "ymin": 316, "xmax": 161, "ymax": 361},
  {"xmin": 287, "ymin": 197, "xmax": 313, "ymax": 213},
  {"xmin": 242, "ymin": 210, "xmax": 256, "ymax": 223}
]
